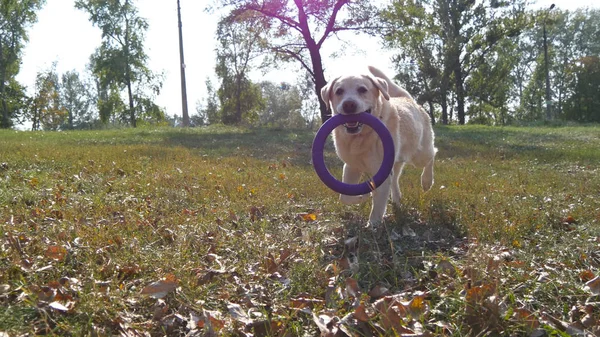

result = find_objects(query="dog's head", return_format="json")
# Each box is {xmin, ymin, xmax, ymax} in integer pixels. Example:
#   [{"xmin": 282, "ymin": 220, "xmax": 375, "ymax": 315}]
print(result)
[{"xmin": 321, "ymin": 74, "xmax": 390, "ymax": 135}]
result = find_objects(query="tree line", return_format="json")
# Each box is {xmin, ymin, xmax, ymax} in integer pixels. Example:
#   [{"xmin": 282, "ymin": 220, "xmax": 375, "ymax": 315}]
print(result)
[
  {"xmin": 1, "ymin": 0, "xmax": 598, "ymax": 130},
  {"xmin": 208, "ymin": 0, "xmax": 599, "ymax": 126}
]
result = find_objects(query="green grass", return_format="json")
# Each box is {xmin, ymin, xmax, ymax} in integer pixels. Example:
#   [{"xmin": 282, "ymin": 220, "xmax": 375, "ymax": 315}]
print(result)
[{"xmin": 1, "ymin": 124, "xmax": 599, "ymax": 336}]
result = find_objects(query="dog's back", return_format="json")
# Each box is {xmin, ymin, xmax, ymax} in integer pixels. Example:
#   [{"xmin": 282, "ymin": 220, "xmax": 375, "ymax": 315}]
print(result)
[{"xmin": 368, "ymin": 66, "xmax": 413, "ymax": 100}]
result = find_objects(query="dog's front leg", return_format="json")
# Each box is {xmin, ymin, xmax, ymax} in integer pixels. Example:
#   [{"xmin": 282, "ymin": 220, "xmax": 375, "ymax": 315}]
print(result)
[
  {"xmin": 368, "ymin": 175, "xmax": 392, "ymax": 226},
  {"xmin": 339, "ymin": 164, "xmax": 368, "ymax": 205}
]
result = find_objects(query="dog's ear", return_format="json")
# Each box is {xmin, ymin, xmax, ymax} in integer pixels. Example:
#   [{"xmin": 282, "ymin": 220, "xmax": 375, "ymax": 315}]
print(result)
[
  {"xmin": 320, "ymin": 78, "xmax": 338, "ymax": 111},
  {"xmin": 367, "ymin": 75, "xmax": 390, "ymax": 101}
]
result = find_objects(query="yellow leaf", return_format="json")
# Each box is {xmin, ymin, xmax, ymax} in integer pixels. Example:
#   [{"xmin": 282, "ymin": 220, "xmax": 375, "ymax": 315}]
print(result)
[
  {"xmin": 30, "ymin": 177, "xmax": 39, "ymax": 187},
  {"xmin": 299, "ymin": 213, "xmax": 317, "ymax": 222}
]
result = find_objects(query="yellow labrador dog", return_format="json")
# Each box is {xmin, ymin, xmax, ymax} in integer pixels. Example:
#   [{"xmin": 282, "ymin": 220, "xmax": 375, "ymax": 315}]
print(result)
[{"xmin": 320, "ymin": 66, "xmax": 437, "ymax": 226}]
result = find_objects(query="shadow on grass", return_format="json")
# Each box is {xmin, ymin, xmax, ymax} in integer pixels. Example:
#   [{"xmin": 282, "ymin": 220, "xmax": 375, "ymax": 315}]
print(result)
[
  {"xmin": 162, "ymin": 127, "xmax": 341, "ymax": 168},
  {"xmin": 435, "ymin": 125, "xmax": 600, "ymax": 163},
  {"xmin": 331, "ymin": 200, "xmax": 466, "ymax": 291}
]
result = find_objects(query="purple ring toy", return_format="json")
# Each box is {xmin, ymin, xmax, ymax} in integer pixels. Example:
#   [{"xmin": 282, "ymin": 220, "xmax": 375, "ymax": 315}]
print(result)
[{"xmin": 311, "ymin": 112, "xmax": 395, "ymax": 196}]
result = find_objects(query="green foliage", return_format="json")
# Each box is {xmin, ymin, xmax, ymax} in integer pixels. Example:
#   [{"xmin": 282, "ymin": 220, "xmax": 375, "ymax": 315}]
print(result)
[
  {"xmin": 60, "ymin": 70, "xmax": 96, "ymax": 130},
  {"xmin": 214, "ymin": 14, "xmax": 266, "ymax": 125},
  {"xmin": 194, "ymin": 78, "xmax": 220, "ymax": 126},
  {"xmin": 382, "ymin": 0, "xmax": 527, "ymax": 125},
  {"xmin": 75, "ymin": 0, "xmax": 163, "ymax": 127},
  {"xmin": 563, "ymin": 56, "xmax": 600, "ymax": 122},
  {"xmin": 259, "ymin": 81, "xmax": 305, "ymax": 128},
  {"xmin": 383, "ymin": 3, "xmax": 600, "ymax": 125},
  {"xmin": 28, "ymin": 64, "xmax": 67, "ymax": 131},
  {"xmin": 0, "ymin": 0, "xmax": 45, "ymax": 128},
  {"xmin": 214, "ymin": 0, "xmax": 379, "ymax": 122}
]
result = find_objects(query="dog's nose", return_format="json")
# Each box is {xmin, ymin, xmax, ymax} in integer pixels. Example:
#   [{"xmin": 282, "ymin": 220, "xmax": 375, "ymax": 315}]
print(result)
[{"xmin": 342, "ymin": 100, "xmax": 357, "ymax": 114}]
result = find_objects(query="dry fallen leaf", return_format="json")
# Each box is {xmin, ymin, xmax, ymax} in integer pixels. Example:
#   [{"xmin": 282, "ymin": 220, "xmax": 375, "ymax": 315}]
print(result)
[
  {"xmin": 579, "ymin": 270, "xmax": 595, "ymax": 282},
  {"xmin": 289, "ymin": 297, "xmax": 325, "ymax": 310},
  {"xmin": 141, "ymin": 274, "xmax": 178, "ymax": 299},
  {"xmin": 437, "ymin": 259, "xmax": 457, "ymax": 277},
  {"xmin": 312, "ymin": 312, "xmax": 339, "ymax": 337},
  {"xmin": 345, "ymin": 277, "xmax": 360, "ymax": 299},
  {"xmin": 373, "ymin": 296, "xmax": 413, "ymax": 334},
  {"xmin": 298, "ymin": 213, "xmax": 317, "ymax": 222},
  {"xmin": 353, "ymin": 302, "xmax": 370, "ymax": 322},
  {"xmin": 368, "ymin": 285, "xmax": 390, "ymax": 299},
  {"xmin": 584, "ymin": 276, "xmax": 600, "ymax": 294},
  {"xmin": 45, "ymin": 246, "xmax": 67, "ymax": 261},
  {"xmin": 513, "ymin": 308, "xmax": 540, "ymax": 331},
  {"xmin": 48, "ymin": 301, "xmax": 70, "ymax": 312},
  {"xmin": 227, "ymin": 302, "xmax": 252, "ymax": 325}
]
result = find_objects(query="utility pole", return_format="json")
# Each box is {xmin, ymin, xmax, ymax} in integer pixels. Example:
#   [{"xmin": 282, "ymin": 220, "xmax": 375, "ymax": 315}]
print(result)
[
  {"xmin": 543, "ymin": 3, "xmax": 555, "ymax": 121},
  {"xmin": 177, "ymin": 0, "xmax": 190, "ymax": 127}
]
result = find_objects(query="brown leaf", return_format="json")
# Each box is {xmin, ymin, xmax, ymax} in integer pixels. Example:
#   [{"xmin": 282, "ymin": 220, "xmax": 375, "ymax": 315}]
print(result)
[
  {"xmin": 45, "ymin": 245, "xmax": 67, "ymax": 261},
  {"xmin": 264, "ymin": 253, "xmax": 278, "ymax": 274},
  {"xmin": 353, "ymin": 303, "xmax": 370, "ymax": 322},
  {"xmin": 465, "ymin": 283, "xmax": 496, "ymax": 305},
  {"xmin": 579, "ymin": 270, "xmax": 596, "ymax": 283},
  {"xmin": 437, "ymin": 259, "xmax": 457, "ymax": 277},
  {"xmin": 373, "ymin": 297, "xmax": 412, "ymax": 333},
  {"xmin": 368, "ymin": 285, "xmax": 390, "ymax": 299},
  {"xmin": 141, "ymin": 274, "xmax": 178, "ymax": 299},
  {"xmin": 312, "ymin": 312, "xmax": 339, "ymax": 336},
  {"xmin": 290, "ymin": 297, "xmax": 325, "ymax": 310},
  {"xmin": 584, "ymin": 276, "xmax": 600, "ymax": 294},
  {"xmin": 345, "ymin": 277, "xmax": 360, "ymax": 299},
  {"xmin": 513, "ymin": 308, "xmax": 539, "ymax": 331}
]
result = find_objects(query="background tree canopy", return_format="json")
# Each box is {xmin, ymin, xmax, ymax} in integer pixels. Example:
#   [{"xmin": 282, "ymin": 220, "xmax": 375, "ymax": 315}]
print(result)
[{"xmin": 1, "ymin": 0, "xmax": 599, "ymax": 129}]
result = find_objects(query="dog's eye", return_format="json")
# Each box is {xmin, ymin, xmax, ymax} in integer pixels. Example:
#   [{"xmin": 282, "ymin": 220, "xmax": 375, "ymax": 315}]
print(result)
[
  {"xmin": 335, "ymin": 88, "xmax": 344, "ymax": 96},
  {"xmin": 357, "ymin": 86, "xmax": 368, "ymax": 94}
]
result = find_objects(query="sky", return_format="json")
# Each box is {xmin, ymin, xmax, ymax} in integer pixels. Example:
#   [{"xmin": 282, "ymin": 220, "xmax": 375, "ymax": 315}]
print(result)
[{"xmin": 16, "ymin": 0, "xmax": 599, "ymax": 121}]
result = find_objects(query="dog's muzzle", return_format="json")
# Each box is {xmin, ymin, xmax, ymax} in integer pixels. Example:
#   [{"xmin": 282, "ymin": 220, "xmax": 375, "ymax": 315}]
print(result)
[{"xmin": 343, "ymin": 108, "xmax": 372, "ymax": 134}]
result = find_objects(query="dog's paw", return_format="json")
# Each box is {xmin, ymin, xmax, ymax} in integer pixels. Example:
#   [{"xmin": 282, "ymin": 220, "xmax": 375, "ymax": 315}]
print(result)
[
  {"xmin": 339, "ymin": 194, "xmax": 368, "ymax": 205},
  {"xmin": 365, "ymin": 219, "xmax": 383, "ymax": 230}
]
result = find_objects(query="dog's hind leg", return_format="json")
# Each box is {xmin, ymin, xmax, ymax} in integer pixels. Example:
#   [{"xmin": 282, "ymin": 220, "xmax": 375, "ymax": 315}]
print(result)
[
  {"xmin": 421, "ymin": 158, "xmax": 434, "ymax": 192},
  {"xmin": 391, "ymin": 162, "xmax": 405, "ymax": 207}
]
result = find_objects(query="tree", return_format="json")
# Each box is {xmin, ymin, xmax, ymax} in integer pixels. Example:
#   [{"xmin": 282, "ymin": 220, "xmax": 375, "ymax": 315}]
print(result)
[
  {"xmin": 61, "ymin": 70, "xmax": 96, "ymax": 129},
  {"xmin": 75, "ymin": 0, "xmax": 161, "ymax": 127},
  {"xmin": 0, "ymin": 0, "xmax": 45, "ymax": 128},
  {"xmin": 29, "ymin": 64, "xmax": 66, "ymax": 131},
  {"xmin": 382, "ymin": 0, "xmax": 526, "ymax": 124},
  {"xmin": 563, "ymin": 56, "xmax": 600, "ymax": 122},
  {"xmin": 195, "ymin": 78, "xmax": 220, "ymax": 126},
  {"xmin": 214, "ymin": 0, "xmax": 379, "ymax": 123},
  {"xmin": 259, "ymin": 81, "xmax": 304, "ymax": 128},
  {"xmin": 215, "ymin": 13, "xmax": 266, "ymax": 125}
]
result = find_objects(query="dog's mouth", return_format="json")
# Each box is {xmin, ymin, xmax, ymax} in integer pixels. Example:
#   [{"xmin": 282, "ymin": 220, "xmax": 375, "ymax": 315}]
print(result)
[{"xmin": 343, "ymin": 108, "xmax": 371, "ymax": 134}]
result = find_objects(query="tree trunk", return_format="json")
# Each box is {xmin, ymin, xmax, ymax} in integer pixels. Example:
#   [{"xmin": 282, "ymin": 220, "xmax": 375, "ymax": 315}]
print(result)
[
  {"xmin": 312, "ymin": 54, "xmax": 329, "ymax": 124},
  {"xmin": 454, "ymin": 65, "xmax": 466, "ymax": 125},
  {"xmin": 235, "ymin": 75, "xmax": 243, "ymax": 124},
  {"xmin": 126, "ymin": 79, "xmax": 135, "ymax": 127},
  {"xmin": 428, "ymin": 101, "xmax": 436, "ymax": 125},
  {"xmin": 0, "ymin": 41, "xmax": 9, "ymax": 128}
]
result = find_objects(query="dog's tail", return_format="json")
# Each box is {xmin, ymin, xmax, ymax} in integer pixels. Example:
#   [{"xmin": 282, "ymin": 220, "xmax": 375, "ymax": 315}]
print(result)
[{"xmin": 368, "ymin": 66, "xmax": 413, "ymax": 100}]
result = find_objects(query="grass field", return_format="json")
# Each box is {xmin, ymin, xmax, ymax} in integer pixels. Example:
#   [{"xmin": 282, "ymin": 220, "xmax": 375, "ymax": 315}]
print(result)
[{"xmin": 1, "ymin": 124, "xmax": 600, "ymax": 336}]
